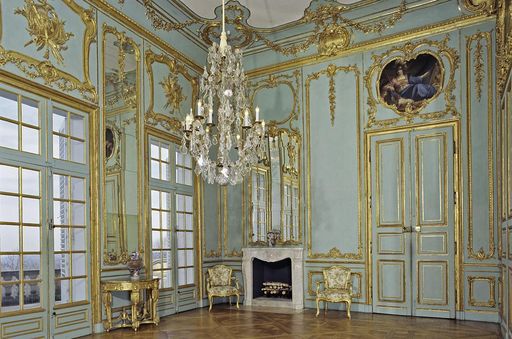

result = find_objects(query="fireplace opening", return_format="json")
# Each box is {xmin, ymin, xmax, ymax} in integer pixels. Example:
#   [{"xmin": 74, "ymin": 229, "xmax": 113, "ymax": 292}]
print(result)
[{"xmin": 252, "ymin": 258, "xmax": 292, "ymax": 299}]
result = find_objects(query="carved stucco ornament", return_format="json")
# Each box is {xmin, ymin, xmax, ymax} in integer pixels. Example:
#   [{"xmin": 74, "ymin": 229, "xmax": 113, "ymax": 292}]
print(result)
[
  {"xmin": 317, "ymin": 24, "xmax": 351, "ymax": 56},
  {"xmin": 160, "ymin": 73, "xmax": 187, "ymax": 114},
  {"xmin": 15, "ymin": 0, "xmax": 75, "ymax": 65}
]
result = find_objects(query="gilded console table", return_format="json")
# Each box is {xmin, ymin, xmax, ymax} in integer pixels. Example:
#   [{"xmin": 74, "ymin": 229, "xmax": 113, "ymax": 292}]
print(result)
[{"xmin": 101, "ymin": 278, "xmax": 160, "ymax": 332}]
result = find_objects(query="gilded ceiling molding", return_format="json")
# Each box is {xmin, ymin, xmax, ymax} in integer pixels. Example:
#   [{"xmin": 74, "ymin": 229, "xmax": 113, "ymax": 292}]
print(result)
[
  {"xmin": 144, "ymin": 49, "xmax": 198, "ymax": 132},
  {"xmin": 305, "ymin": 64, "xmax": 363, "ymax": 260},
  {"xmin": 141, "ymin": 0, "xmax": 407, "ymax": 56},
  {"xmin": 460, "ymin": 0, "xmax": 496, "ymax": 14},
  {"xmin": 365, "ymin": 36, "xmax": 459, "ymax": 129},
  {"xmin": 248, "ymin": 70, "xmax": 301, "ymax": 127},
  {"xmin": 0, "ymin": 0, "xmax": 97, "ymax": 102},
  {"xmin": 466, "ymin": 31, "xmax": 495, "ymax": 261}
]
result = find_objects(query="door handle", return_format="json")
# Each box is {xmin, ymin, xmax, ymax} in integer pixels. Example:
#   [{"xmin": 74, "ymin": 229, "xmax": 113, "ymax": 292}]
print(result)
[
  {"xmin": 414, "ymin": 226, "xmax": 421, "ymax": 233},
  {"xmin": 402, "ymin": 226, "xmax": 413, "ymax": 233}
]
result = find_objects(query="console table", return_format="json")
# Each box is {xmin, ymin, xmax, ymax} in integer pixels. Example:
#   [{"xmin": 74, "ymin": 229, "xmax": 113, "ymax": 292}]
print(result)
[{"xmin": 101, "ymin": 278, "xmax": 160, "ymax": 332}]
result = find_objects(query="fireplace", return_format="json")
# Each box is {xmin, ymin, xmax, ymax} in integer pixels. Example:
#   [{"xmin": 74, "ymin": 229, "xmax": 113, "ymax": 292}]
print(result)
[
  {"xmin": 252, "ymin": 258, "xmax": 292, "ymax": 299},
  {"xmin": 242, "ymin": 247, "xmax": 303, "ymax": 309}
]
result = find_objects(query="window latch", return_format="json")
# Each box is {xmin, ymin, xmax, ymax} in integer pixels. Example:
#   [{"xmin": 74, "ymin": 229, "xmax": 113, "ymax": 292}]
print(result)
[{"xmin": 49, "ymin": 218, "xmax": 54, "ymax": 230}]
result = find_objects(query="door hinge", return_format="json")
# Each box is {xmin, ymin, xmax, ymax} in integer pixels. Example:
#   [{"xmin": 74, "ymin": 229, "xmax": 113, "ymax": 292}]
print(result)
[
  {"xmin": 369, "ymin": 195, "xmax": 372, "ymax": 208},
  {"xmin": 368, "ymin": 150, "xmax": 371, "ymax": 162},
  {"xmin": 454, "ymin": 241, "xmax": 457, "ymax": 255},
  {"xmin": 48, "ymin": 217, "xmax": 54, "ymax": 230},
  {"xmin": 453, "ymin": 140, "xmax": 456, "ymax": 154},
  {"xmin": 370, "ymin": 241, "xmax": 372, "ymax": 254},
  {"xmin": 453, "ymin": 191, "xmax": 457, "ymax": 205}
]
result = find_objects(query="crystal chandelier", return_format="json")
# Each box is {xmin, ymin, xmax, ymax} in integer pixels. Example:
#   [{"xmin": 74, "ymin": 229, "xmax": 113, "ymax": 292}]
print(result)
[{"xmin": 181, "ymin": 0, "xmax": 266, "ymax": 185}]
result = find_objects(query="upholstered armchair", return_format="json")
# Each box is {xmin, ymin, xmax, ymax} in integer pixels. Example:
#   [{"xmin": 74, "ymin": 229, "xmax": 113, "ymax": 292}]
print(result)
[
  {"xmin": 315, "ymin": 265, "xmax": 352, "ymax": 319},
  {"xmin": 206, "ymin": 264, "xmax": 241, "ymax": 311}
]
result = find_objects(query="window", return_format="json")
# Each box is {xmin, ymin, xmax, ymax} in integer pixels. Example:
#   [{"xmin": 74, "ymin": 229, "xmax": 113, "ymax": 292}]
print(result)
[
  {"xmin": 0, "ymin": 164, "xmax": 42, "ymax": 312},
  {"xmin": 0, "ymin": 90, "xmax": 40, "ymax": 154},
  {"xmin": 149, "ymin": 137, "xmax": 195, "ymax": 290},
  {"xmin": 151, "ymin": 189, "xmax": 172, "ymax": 289},
  {"xmin": 176, "ymin": 194, "xmax": 194, "ymax": 286},
  {"xmin": 52, "ymin": 108, "xmax": 86, "ymax": 163},
  {"xmin": 53, "ymin": 174, "xmax": 87, "ymax": 304},
  {"xmin": 250, "ymin": 168, "xmax": 268, "ymax": 243}
]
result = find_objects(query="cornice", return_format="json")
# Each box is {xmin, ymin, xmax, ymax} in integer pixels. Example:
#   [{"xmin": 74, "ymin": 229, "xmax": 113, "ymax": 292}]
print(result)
[{"xmin": 246, "ymin": 13, "xmax": 494, "ymax": 78}]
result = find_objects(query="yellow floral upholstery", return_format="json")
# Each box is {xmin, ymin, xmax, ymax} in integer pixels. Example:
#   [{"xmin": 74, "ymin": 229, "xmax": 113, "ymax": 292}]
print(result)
[
  {"xmin": 206, "ymin": 265, "xmax": 240, "ymax": 311},
  {"xmin": 316, "ymin": 266, "xmax": 352, "ymax": 319}
]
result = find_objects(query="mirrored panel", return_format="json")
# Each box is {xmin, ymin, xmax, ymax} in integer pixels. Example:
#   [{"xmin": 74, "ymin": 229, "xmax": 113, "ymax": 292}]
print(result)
[{"xmin": 102, "ymin": 25, "xmax": 140, "ymax": 265}]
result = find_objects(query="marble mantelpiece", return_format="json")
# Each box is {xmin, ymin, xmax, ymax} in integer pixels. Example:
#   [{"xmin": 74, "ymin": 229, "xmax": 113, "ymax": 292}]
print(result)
[{"xmin": 242, "ymin": 247, "xmax": 304, "ymax": 310}]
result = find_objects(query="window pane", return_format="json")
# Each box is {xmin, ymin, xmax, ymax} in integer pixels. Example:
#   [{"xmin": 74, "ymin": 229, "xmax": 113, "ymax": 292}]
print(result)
[
  {"xmin": 161, "ymin": 192, "xmax": 170, "ymax": 210},
  {"xmin": 185, "ymin": 196, "xmax": 193, "ymax": 212},
  {"xmin": 151, "ymin": 160, "xmax": 159, "ymax": 179},
  {"xmin": 22, "ymin": 198, "xmax": 39, "ymax": 224},
  {"xmin": 21, "ymin": 126, "xmax": 39, "ymax": 154},
  {"xmin": 23, "ymin": 226, "xmax": 40, "ymax": 251},
  {"xmin": 186, "ymin": 232, "xmax": 193, "ymax": 248},
  {"xmin": 184, "ymin": 170, "xmax": 192, "ymax": 186},
  {"xmin": 53, "ymin": 109, "xmax": 68, "ymax": 133},
  {"xmin": 55, "ymin": 279, "xmax": 70, "ymax": 304},
  {"xmin": 153, "ymin": 270, "xmax": 162, "ymax": 287},
  {"xmin": 152, "ymin": 231, "xmax": 160, "ymax": 249},
  {"xmin": 0, "ymin": 90, "xmax": 18, "ymax": 121},
  {"xmin": 71, "ymin": 228, "xmax": 85, "ymax": 251},
  {"xmin": 70, "ymin": 177, "xmax": 85, "ymax": 201},
  {"xmin": 178, "ymin": 268, "xmax": 186, "ymax": 286},
  {"xmin": 151, "ymin": 190, "xmax": 159, "ymax": 209},
  {"xmin": 72, "ymin": 278, "xmax": 86, "ymax": 301},
  {"xmin": 0, "ymin": 119, "xmax": 18, "ymax": 150},
  {"xmin": 151, "ymin": 211, "xmax": 159, "ymax": 228},
  {"xmin": 187, "ymin": 267, "xmax": 194, "ymax": 285},
  {"xmin": 152, "ymin": 251, "xmax": 162, "ymax": 269},
  {"xmin": 186, "ymin": 214, "xmax": 193, "ymax": 230},
  {"xmin": 70, "ymin": 139, "xmax": 85, "ymax": 163},
  {"xmin": 70, "ymin": 114, "xmax": 84, "ymax": 139},
  {"xmin": 0, "ymin": 225, "xmax": 19, "ymax": 252},
  {"xmin": 21, "ymin": 97, "xmax": 39, "ymax": 126},
  {"xmin": 186, "ymin": 250, "xmax": 194, "ymax": 265},
  {"xmin": 72, "ymin": 253, "xmax": 86, "ymax": 276},
  {"xmin": 54, "ymin": 201, "xmax": 69, "ymax": 225},
  {"xmin": 176, "ymin": 213, "xmax": 184, "ymax": 229},
  {"xmin": 23, "ymin": 255, "xmax": 40, "ymax": 280},
  {"xmin": 54, "ymin": 254, "xmax": 71, "ymax": 278},
  {"xmin": 71, "ymin": 203, "xmax": 85, "ymax": 226},
  {"xmin": 176, "ymin": 168, "xmax": 183, "ymax": 184},
  {"xmin": 1, "ymin": 255, "xmax": 20, "ymax": 280},
  {"xmin": 53, "ymin": 227, "xmax": 70, "ymax": 252},
  {"xmin": 150, "ymin": 143, "xmax": 159, "ymax": 159},
  {"xmin": 22, "ymin": 169, "xmax": 39, "ymax": 196},
  {"xmin": 161, "ymin": 163, "xmax": 169, "ymax": 181},
  {"xmin": 53, "ymin": 135, "xmax": 68, "ymax": 160},
  {"xmin": 162, "ymin": 230, "xmax": 171, "ymax": 249},
  {"xmin": 53, "ymin": 174, "xmax": 69, "ymax": 199},
  {"xmin": 161, "ymin": 212, "xmax": 170, "ymax": 230},
  {"xmin": 162, "ymin": 251, "xmax": 172, "ymax": 269},
  {"xmin": 177, "ymin": 232, "xmax": 185, "ymax": 248},
  {"xmin": 162, "ymin": 270, "xmax": 172, "ymax": 288},
  {"xmin": 161, "ymin": 147, "xmax": 169, "ymax": 162},
  {"xmin": 23, "ymin": 282, "xmax": 40, "ymax": 308},
  {"xmin": 0, "ymin": 195, "xmax": 19, "ymax": 222},
  {"xmin": 177, "ymin": 251, "xmax": 185, "ymax": 267},
  {"xmin": 0, "ymin": 165, "xmax": 18, "ymax": 193},
  {"xmin": 1, "ymin": 284, "xmax": 20, "ymax": 312}
]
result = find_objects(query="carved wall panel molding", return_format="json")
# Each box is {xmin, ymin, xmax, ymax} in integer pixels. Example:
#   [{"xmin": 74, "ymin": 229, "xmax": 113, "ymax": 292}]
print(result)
[
  {"xmin": 0, "ymin": 0, "xmax": 97, "ymax": 102},
  {"xmin": 144, "ymin": 49, "xmax": 198, "ymax": 132},
  {"xmin": 496, "ymin": 0, "xmax": 512, "ymax": 97},
  {"xmin": 305, "ymin": 64, "xmax": 363, "ymax": 260},
  {"xmin": 365, "ymin": 36, "xmax": 460, "ymax": 129}
]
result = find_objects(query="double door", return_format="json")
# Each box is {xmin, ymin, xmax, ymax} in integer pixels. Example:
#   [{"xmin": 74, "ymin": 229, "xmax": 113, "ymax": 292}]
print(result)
[{"xmin": 370, "ymin": 125, "xmax": 456, "ymax": 318}]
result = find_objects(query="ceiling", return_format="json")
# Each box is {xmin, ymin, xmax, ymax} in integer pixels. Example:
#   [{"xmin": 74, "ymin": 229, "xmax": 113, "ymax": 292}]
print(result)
[{"xmin": 176, "ymin": 0, "xmax": 364, "ymax": 28}]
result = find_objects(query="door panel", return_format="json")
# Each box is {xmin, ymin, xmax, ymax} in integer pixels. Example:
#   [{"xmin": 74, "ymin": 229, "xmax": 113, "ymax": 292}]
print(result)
[
  {"xmin": 372, "ymin": 132, "xmax": 411, "ymax": 315},
  {"xmin": 370, "ymin": 125, "xmax": 455, "ymax": 318},
  {"xmin": 411, "ymin": 128, "xmax": 455, "ymax": 318}
]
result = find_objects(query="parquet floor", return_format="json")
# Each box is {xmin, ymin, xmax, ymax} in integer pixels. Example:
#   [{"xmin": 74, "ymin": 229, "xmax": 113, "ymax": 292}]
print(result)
[{"xmin": 83, "ymin": 305, "xmax": 501, "ymax": 339}]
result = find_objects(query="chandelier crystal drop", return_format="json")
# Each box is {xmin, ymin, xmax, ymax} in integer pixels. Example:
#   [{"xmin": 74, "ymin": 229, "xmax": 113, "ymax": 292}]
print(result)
[{"xmin": 181, "ymin": 0, "xmax": 266, "ymax": 185}]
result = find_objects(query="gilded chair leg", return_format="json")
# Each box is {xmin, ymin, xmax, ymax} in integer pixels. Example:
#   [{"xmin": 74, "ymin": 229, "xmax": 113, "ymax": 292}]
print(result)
[
  {"xmin": 236, "ymin": 294, "xmax": 240, "ymax": 309},
  {"xmin": 315, "ymin": 298, "xmax": 320, "ymax": 317},
  {"xmin": 208, "ymin": 295, "xmax": 213, "ymax": 312},
  {"xmin": 346, "ymin": 301, "xmax": 351, "ymax": 319}
]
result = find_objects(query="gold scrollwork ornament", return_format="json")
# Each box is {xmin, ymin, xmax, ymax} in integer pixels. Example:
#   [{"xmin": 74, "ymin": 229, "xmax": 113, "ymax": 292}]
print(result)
[
  {"xmin": 160, "ymin": 73, "xmax": 186, "ymax": 114},
  {"xmin": 15, "ymin": 0, "xmax": 75, "ymax": 65}
]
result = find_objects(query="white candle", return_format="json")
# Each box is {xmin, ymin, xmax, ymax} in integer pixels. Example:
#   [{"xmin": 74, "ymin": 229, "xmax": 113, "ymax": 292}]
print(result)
[
  {"xmin": 244, "ymin": 109, "xmax": 250, "ymax": 126},
  {"xmin": 208, "ymin": 108, "xmax": 213, "ymax": 124},
  {"xmin": 197, "ymin": 100, "xmax": 203, "ymax": 117},
  {"xmin": 255, "ymin": 106, "xmax": 260, "ymax": 122}
]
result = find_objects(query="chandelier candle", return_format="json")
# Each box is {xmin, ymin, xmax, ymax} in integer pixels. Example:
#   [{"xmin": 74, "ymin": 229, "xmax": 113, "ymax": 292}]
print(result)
[{"xmin": 181, "ymin": 0, "xmax": 266, "ymax": 185}]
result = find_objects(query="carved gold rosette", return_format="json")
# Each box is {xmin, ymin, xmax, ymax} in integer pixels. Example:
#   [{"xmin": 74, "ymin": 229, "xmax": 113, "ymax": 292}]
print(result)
[{"xmin": 365, "ymin": 36, "xmax": 460, "ymax": 128}]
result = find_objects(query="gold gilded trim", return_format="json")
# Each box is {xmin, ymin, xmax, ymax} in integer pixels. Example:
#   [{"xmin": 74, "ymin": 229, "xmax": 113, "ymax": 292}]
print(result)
[
  {"xmin": 0, "ymin": 0, "xmax": 97, "ymax": 102},
  {"xmin": 365, "ymin": 36, "xmax": 459, "ymax": 128},
  {"xmin": 466, "ymin": 31, "xmax": 495, "ymax": 261},
  {"xmin": 496, "ymin": 0, "xmax": 512, "ymax": 97},
  {"xmin": 467, "ymin": 276, "xmax": 496, "ymax": 308},
  {"xmin": 144, "ymin": 49, "xmax": 198, "ymax": 132},
  {"xmin": 306, "ymin": 64, "xmax": 362, "ymax": 260},
  {"xmin": 248, "ymin": 70, "xmax": 300, "ymax": 127},
  {"xmin": 460, "ymin": 0, "xmax": 496, "ymax": 14}
]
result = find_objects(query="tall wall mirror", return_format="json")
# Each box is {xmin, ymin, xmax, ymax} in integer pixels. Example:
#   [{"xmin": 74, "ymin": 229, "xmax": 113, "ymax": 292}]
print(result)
[
  {"xmin": 248, "ymin": 126, "xmax": 302, "ymax": 245},
  {"xmin": 102, "ymin": 25, "xmax": 140, "ymax": 265}
]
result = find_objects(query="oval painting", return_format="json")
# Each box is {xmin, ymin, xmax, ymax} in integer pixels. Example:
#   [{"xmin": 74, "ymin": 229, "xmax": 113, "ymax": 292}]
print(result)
[
  {"xmin": 105, "ymin": 127, "xmax": 115, "ymax": 160},
  {"xmin": 378, "ymin": 53, "xmax": 443, "ymax": 113}
]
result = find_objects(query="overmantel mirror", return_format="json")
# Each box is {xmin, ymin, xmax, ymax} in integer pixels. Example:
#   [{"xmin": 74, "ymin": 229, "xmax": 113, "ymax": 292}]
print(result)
[
  {"xmin": 248, "ymin": 125, "xmax": 302, "ymax": 246},
  {"xmin": 102, "ymin": 24, "xmax": 141, "ymax": 265}
]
